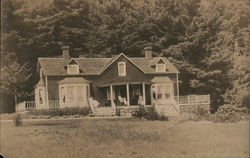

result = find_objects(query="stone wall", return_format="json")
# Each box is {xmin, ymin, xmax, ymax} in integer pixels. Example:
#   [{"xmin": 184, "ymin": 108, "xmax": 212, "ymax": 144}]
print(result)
[
  {"xmin": 180, "ymin": 103, "xmax": 210, "ymax": 114},
  {"xmin": 116, "ymin": 107, "xmax": 138, "ymax": 117}
]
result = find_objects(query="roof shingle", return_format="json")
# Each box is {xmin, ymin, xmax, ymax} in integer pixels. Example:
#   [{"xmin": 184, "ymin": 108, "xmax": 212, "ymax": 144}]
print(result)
[{"xmin": 38, "ymin": 55, "xmax": 179, "ymax": 76}]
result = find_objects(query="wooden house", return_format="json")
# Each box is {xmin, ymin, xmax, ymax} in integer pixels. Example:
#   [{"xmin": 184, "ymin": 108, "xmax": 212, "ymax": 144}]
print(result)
[{"xmin": 33, "ymin": 46, "xmax": 180, "ymax": 116}]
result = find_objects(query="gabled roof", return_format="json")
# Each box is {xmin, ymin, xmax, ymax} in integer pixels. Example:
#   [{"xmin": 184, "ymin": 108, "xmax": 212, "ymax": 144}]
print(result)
[
  {"xmin": 99, "ymin": 53, "xmax": 145, "ymax": 74},
  {"xmin": 38, "ymin": 57, "xmax": 111, "ymax": 75},
  {"xmin": 57, "ymin": 77, "xmax": 90, "ymax": 84},
  {"xmin": 34, "ymin": 79, "xmax": 45, "ymax": 88},
  {"xmin": 38, "ymin": 55, "xmax": 179, "ymax": 76},
  {"xmin": 67, "ymin": 58, "xmax": 80, "ymax": 65},
  {"xmin": 130, "ymin": 57, "xmax": 179, "ymax": 74}
]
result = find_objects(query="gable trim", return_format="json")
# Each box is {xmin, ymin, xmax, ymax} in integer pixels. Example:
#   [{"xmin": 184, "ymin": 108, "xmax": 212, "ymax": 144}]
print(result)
[
  {"xmin": 67, "ymin": 58, "xmax": 80, "ymax": 65},
  {"xmin": 98, "ymin": 53, "xmax": 145, "ymax": 75}
]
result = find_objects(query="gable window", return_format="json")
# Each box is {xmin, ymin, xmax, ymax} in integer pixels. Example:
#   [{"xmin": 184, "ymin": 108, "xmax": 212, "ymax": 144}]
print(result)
[
  {"xmin": 68, "ymin": 65, "xmax": 79, "ymax": 74},
  {"xmin": 156, "ymin": 64, "xmax": 166, "ymax": 72},
  {"xmin": 118, "ymin": 62, "xmax": 126, "ymax": 76}
]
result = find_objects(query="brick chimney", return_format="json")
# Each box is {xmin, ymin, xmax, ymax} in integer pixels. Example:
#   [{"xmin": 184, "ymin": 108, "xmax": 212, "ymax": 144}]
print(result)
[
  {"xmin": 73, "ymin": 48, "xmax": 82, "ymax": 58},
  {"xmin": 62, "ymin": 45, "xmax": 70, "ymax": 60},
  {"xmin": 144, "ymin": 46, "xmax": 152, "ymax": 59}
]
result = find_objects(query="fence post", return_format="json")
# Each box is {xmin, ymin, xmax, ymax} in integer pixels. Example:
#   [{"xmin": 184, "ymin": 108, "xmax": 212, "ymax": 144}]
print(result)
[
  {"xmin": 188, "ymin": 95, "xmax": 190, "ymax": 105},
  {"xmin": 208, "ymin": 94, "xmax": 210, "ymax": 105}
]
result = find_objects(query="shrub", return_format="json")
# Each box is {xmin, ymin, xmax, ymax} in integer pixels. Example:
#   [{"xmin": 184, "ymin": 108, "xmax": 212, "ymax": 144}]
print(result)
[
  {"xmin": 27, "ymin": 107, "xmax": 90, "ymax": 117},
  {"xmin": 196, "ymin": 106, "xmax": 209, "ymax": 116},
  {"xmin": 133, "ymin": 105, "xmax": 168, "ymax": 121},
  {"xmin": 13, "ymin": 113, "xmax": 23, "ymax": 126},
  {"xmin": 132, "ymin": 105, "xmax": 146, "ymax": 119}
]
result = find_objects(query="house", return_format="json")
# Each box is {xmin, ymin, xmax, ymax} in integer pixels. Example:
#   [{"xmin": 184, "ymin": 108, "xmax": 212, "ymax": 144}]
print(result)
[{"xmin": 33, "ymin": 46, "xmax": 181, "ymax": 116}]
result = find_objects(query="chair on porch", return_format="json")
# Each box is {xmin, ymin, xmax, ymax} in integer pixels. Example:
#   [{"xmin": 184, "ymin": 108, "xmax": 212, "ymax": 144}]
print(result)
[
  {"xmin": 89, "ymin": 97, "xmax": 100, "ymax": 111},
  {"xmin": 117, "ymin": 96, "xmax": 127, "ymax": 106}
]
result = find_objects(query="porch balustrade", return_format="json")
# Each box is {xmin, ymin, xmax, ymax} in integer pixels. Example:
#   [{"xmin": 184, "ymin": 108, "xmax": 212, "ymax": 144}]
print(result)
[
  {"xmin": 175, "ymin": 95, "xmax": 210, "ymax": 105},
  {"xmin": 23, "ymin": 100, "xmax": 89, "ymax": 110},
  {"xmin": 20, "ymin": 94, "xmax": 210, "ymax": 111}
]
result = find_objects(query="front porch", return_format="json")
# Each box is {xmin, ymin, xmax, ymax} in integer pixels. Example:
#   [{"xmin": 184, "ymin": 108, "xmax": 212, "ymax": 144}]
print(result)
[
  {"xmin": 18, "ymin": 95, "xmax": 210, "ymax": 117},
  {"xmin": 98, "ymin": 83, "xmax": 152, "ymax": 107}
]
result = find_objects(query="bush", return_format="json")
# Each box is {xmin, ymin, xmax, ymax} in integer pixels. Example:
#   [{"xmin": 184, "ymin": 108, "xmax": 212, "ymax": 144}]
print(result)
[
  {"xmin": 133, "ymin": 105, "xmax": 168, "ymax": 121},
  {"xmin": 13, "ymin": 113, "xmax": 23, "ymax": 126},
  {"xmin": 216, "ymin": 104, "xmax": 248, "ymax": 115},
  {"xmin": 27, "ymin": 107, "xmax": 90, "ymax": 117},
  {"xmin": 132, "ymin": 105, "xmax": 146, "ymax": 119},
  {"xmin": 196, "ymin": 106, "xmax": 209, "ymax": 116},
  {"xmin": 179, "ymin": 111, "xmax": 248, "ymax": 123}
]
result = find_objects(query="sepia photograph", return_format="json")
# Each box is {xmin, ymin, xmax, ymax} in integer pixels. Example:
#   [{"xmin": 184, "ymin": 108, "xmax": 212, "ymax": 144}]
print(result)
[{"xmin": 0, "ymin": 0, "xmax": 249, "ymax": 158}]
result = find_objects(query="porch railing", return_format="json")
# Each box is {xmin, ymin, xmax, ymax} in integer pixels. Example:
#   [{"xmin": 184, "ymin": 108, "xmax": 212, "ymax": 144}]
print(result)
[
  {"xmin": 25, "ymin": 101, "xmax": 36, "ymax": 109},
  {"xmin": 21, "ymin": 95, "xmax": 210, "ymax": 111},
  {"xmin": 22, "ymin": 100, "xmax": 89, "ymax": 110},
  {"xmin": 175, "ymin": 94, "xmax": 210, "ymax": 105}
]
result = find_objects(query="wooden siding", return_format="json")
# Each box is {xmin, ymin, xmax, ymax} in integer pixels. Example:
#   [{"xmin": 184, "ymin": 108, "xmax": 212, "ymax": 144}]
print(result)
[
  {"xmin": 98, "ymin": 55, "xmax": 150, "ymax": 84},
  {"xmin": 44, "ymin": 56, "xmax": 178, "ymax": 107}
]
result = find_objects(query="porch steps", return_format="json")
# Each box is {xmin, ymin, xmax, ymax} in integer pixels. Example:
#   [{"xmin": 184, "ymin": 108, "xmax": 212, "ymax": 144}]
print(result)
[
  {"xmin": 156, "ymin": 104, "xmax": 180, "ymax": 116},
  {"xmin": 92, "ymin": 107, "xmax": 116, "ymax": 116}
]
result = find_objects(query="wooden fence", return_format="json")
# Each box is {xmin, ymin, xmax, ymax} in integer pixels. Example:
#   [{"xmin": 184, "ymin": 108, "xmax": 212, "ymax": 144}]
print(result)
[{"xmin": 175, "ymin": 95, "xmax": 210, "ymax": 105}]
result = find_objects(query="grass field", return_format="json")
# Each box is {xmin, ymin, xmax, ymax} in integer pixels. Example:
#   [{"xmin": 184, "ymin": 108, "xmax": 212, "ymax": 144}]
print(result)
[{"xmin": 0, "ymin": 118, "xmax": 249, "ymax": 158}]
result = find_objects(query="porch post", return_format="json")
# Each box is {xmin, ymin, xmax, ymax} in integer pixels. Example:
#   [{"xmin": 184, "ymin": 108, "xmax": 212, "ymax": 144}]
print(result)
[
  {"xmin": 126, "ymin": 84, "xmax": 130, "ymax": 106},
  {"xmin": 176, "ymin": 73, "xmax": 179, "ymax": 104},
  {"xmin": 110, "ymin": 85, "xmax": 114, "ymax": 107},
  {"xmin": 45, "ymin": 76, "xmax": 49, "ymax": 108},
  {"xmin": 142, "ymin": 83, "xmax": 146, "ymax": 105}
]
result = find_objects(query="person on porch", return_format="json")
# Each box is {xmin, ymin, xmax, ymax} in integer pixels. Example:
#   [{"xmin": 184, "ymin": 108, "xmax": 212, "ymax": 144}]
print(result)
[
  {"xmin": 138, "ymin": 95, "xmax": 143, "ymax": 105},
  {"xmin": 152, "ymin": 86, "xmax": 157, "ymax": 105}
]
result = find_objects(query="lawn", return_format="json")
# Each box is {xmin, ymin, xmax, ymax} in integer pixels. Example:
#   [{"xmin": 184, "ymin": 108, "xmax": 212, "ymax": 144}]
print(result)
[{"xmin": 0, "ymin": 118, "xmax": 249, "ymax": 158}]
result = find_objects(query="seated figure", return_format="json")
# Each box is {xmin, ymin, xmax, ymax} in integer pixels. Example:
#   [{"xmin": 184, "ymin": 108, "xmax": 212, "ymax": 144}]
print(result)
[
  {"xmin": 123, "ymin": 97, "xmax": 127, "ymax": 105},
  {"xmin": 137, "ymin": 95, "xmax": 144, "ymax": 105},
  {"xmin": 118, "ymin": 96, "xmax": 125, "ymax": 106}
]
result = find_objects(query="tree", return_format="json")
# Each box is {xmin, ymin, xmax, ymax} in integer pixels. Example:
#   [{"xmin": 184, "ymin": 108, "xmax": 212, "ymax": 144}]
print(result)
[{"xmin": 0, "ymin": 62, "xmax": 32, "ymax": 112}]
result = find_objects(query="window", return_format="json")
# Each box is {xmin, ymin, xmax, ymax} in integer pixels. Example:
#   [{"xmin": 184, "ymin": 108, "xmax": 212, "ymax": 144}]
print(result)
[
  {"xmin": 60, "ymin": 86, "xmax": 66, "ymax": 103},
  {"xmin": 77, "ymin": 86, "xmax": 85, "ymax": 103},
  {"xmin": 67, "ymin": 65, "xmax": 79, "ymax": 74},
  {"xmin": 118, "ymin": 62, "xmax": 126, "ymax": 76},
  {"xmin": 157, "ymin": 85, "xmax": 164, "ymax": 99},
  {"xmin": 86, "ymin": 86, "xmax": 89, "ymax": 101},
  {"xmin": 156, "ymin": 64, "xmax": 166, "ymax": 72},
  {"xmin": 155, "ymin": 83, "xmax": 173, "ymax": 104},
  {"xmin": 38, "ymin": 89, "xmax": 43, "ymax": 104},
  {"xmin": 67, "ymin": 86, "xmax": 75, "ymax": 102}
]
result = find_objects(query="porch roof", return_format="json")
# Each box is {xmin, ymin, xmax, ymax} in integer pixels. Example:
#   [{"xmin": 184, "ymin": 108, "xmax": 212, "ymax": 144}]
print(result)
[
  {"xmin": 57, "ymin": 77, "xmax": 90, "ymax": 84},
  {"xmin": 151, "ymin": 76, "xmax": 172, "ymax": 83},
  {"xmin": 34, "ymin": 79, "xmax": 45, "ymax": 88},
  {"xmin": 97, "ymin": 77, "xmax": 151, "ymax": 87}
]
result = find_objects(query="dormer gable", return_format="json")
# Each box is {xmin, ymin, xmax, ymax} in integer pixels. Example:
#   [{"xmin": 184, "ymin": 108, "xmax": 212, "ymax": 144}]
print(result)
[
  {"xmin": 67, "ymin": 58, "xmax": 80, "ymax": 74},
  {"xmin": 155, "ymin": 58, "xmax": 167, "ymax": 72}
]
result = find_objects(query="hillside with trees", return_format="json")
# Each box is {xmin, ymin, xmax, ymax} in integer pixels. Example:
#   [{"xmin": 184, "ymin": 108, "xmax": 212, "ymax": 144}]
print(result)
[{"xmin": 1, "ymin": 0, "xmax": 249, "ymax": 112}]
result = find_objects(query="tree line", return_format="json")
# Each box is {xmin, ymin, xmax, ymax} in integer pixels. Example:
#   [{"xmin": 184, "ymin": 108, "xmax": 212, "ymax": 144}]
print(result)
[{"xmin": 1, "ymin": 0, "xmax": 250, "ymax": 111}]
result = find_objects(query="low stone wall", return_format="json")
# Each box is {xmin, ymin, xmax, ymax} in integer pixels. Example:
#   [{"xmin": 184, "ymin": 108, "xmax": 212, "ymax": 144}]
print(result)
[
  {"xmin": 180, "ymin": 103, "xmax": 210, "ymax": 114},
  {"xmin": 116, "ymin": 107, "xmax": 138, "ymax": 117}
]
